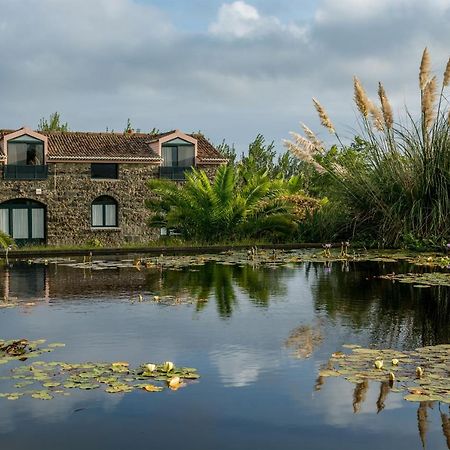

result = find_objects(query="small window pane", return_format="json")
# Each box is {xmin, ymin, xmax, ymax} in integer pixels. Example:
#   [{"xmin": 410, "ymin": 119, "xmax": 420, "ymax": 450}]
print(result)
[
  {"xmin": 104, "ymin": 204, "xmax": 117, "ymax": 226},
  {"xmin": 0, "ymin": 209, "xmax": 9, "ymax": 235},
  {"xmin": 12, "ymin": 209, "xmax": 28, "ymax": 239},
  {"xmin": 92, "ymin": 204, "xmax": 103, "ymax": 226},
  {"xmin": 162, "ymin": 147, "xmax": 174, "ymax": 167},
  {"xmin": 178, "ymin": 145, "xmax": 195, "ymax": 167},
  {"xmin": 91, "ymin": 164, "xmax": 118, "ymax": 179},
  {"xmin": 31, "ymin": 208, "xmax": 45, "ymax": 239}
]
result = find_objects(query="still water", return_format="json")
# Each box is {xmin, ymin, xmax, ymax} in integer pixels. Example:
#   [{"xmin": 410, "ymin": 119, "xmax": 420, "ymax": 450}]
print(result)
[{"xmin": 0, "ymin": 257, "xmax": 449, "ymax": 449}]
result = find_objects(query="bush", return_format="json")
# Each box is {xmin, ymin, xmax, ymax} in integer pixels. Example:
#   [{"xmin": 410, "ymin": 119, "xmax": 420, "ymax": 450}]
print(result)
[{"xmin": 285, "ymin": 49, "xmax": 450, "ymax": 247}]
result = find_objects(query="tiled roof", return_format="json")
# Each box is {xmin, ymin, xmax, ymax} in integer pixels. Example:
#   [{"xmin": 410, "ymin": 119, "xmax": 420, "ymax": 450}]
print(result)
[
  {"xmin": 46, "ymin": 131, "xmax": 163, "ymax": 161},
  {"xmin": 0, "ymin": 129, "xmax": 227, "ymax": 163},
  {"xmin": 192, "ymin": 134, "xmax": 229, "ymax": 163}
]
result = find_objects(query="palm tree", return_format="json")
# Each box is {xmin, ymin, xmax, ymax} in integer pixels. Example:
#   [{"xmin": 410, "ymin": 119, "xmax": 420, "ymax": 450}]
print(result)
[{"xmin": 147, "ymin": 164, "xmax": 297, "ymax": 242}]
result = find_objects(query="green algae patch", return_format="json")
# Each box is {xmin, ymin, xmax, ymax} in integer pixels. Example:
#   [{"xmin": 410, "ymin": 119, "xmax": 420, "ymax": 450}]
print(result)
[{"xmin": 319, "ymin": 344, "xmax": 450, "ymax": 403}]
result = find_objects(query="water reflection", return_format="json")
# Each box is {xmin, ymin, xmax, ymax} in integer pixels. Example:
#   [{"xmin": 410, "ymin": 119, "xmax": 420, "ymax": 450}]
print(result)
[
  {"xmin": 285, "ymin": 320, "xmax": 323, "ymax": 359},
  {"xmin": 310, "ymin": 261, "xmax": 450, "ymax": 348},
  {"xmin": 0, "ymin": 258, "xmax": 449, "ymax": 449},
  {"xmin": 210, "ymin": 345, "xmax": 280, "ymax": 388},
  {"xmin": 0, "ymin": 261, "xmax": 293, "ymax": 319},
  {"xmin": 1, "ymin": 259, "xmax": 449, "ymax": 346},
  {"xmin": 143, "ymin": 263, "xmax": 290, "ymax": 318}
]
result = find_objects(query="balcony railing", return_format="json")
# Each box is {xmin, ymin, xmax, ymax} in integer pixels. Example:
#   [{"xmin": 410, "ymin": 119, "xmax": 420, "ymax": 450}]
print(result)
[
  {"xmin": 3, "ymin": 165, "xmax": 49, "ymax": 180},
  {"xmin": 159, "ymin": 166, "xmax": 192, "ymax": 181}
]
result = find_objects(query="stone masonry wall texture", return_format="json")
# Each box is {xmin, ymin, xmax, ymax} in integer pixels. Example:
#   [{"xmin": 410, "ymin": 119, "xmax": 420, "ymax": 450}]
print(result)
[
  {"xmin": 0, "ymin": 163, "xmax": 160, "ymax": 246},
  {"xmin": 0, "ymin": 162, "xmax": 222, "ymax": 246}
]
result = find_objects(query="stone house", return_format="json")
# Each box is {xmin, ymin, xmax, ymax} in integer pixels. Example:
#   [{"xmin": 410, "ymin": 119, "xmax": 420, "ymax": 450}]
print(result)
[{"xmin": 0, "ymin": 127, "xmax": 227, "ymax": 246}]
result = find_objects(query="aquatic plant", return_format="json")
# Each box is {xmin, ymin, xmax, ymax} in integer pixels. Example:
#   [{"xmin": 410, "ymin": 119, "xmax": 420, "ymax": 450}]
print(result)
[
  {"xmin": 318, "ymin": 344, "xmax": 450, "ymax": 403},
  {"xmin": 285, "ymin": 49, "xmax": 450, "ymax": 246},
  {"xmin": 0, "ymin": 339, "xmax": 199, "ymax": 401}
]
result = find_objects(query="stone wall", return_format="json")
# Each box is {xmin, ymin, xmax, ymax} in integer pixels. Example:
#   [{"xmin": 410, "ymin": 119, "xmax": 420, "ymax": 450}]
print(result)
[
  {"xmin": 0, "ymin": 162, "xmax": 160, "ymax": 246},
  {"xmin": 0, "ymin": 162, "xmax": 223, "ymax": 246}
]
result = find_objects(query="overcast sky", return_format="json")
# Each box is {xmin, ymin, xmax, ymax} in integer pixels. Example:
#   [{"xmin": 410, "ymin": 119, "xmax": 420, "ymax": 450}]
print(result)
[{"xmin": 0, "ymin": 0, "xmax": 449, "ymax": 153}]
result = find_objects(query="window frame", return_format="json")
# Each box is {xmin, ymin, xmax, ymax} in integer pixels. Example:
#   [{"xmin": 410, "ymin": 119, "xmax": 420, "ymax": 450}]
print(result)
[
  {"xmin": 90, "ymin": 163, "xmax": 119, "ymax": 180},
  {"xmin": 91, "ymin": 196, "xmax": 118, "ymax": 228},
  {"xmin": 161, "ymin": 142, "xmax": 195, "ymax": 168},
  {"xmin": 7, "ymin": 136, "xmax": 45, "ymax": 166},
  {"xmin": 0, "ymin": 199, "xmax": 46, "ymax": 244}
]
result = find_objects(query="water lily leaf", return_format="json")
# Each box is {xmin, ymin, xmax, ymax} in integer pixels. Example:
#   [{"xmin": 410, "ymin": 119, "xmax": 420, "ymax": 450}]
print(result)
[
  {"xmin": 43, "ymin": 382, "xmax": 61, "ymax": 388},
  {"xmin": 15, "ymin": 381, "xmax": 34, "ymax": 388},
  {"xmin": 105, "ymin": 384, "xmax": 133, "ymax": 394},
  {"xmin": 404, "ymin": 394, "xmax": 432, "ymax": 402},
  {"xmin": 78, "ymin": 383, "xmax": 100, "ymax": 390},
  {"xmin": 319, "ymin": 370, "xmax": 340, "ymax": 377},
  {"xmin": 143, "ymin": 384, "xmax": 164, "ymax": 392},
  {"xmin": 31, "ymin": 391, "xmax": 53, "ymax": 400},
  {"xmin": 182, "ymin": 373, "xmax": 200, "ymax": 379},
  {"xmin": 47, "ymin": 343, "xmax": 66, "ymax": 348}
]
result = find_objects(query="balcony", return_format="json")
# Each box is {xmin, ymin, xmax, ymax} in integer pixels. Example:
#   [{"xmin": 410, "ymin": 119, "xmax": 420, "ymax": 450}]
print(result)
[
  {"xmin": 159, "ymin": 166, "xmax": 192, "ymax": 181},
  {"xmin": 3, "ymin": 165, "xmax": 49, "ymax": 180}
]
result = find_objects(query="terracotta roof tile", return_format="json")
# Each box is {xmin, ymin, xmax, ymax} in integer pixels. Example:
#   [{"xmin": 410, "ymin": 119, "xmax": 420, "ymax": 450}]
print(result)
[
  {"xmin": 0, "ymin": 129, "xmax": 227, "ymax": 163},
  {"xmin": 46, "ymin": 131, "xmax": 162, "ymax": 161}
]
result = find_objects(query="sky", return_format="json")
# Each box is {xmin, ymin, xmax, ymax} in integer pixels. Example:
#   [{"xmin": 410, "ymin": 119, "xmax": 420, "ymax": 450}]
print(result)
[{"xmin": 0, "ymin": 0, "xmax": 449, "ymax": 154}]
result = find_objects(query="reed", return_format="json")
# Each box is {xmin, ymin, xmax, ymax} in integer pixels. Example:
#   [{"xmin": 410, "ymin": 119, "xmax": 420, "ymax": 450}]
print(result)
[{"xmin": 286, "ymin": 49, "xmax": 450, "ymax": 246}]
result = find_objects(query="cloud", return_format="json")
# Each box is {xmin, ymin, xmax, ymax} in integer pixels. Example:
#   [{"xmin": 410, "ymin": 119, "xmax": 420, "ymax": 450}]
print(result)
[
  {"xmin": 0, "ymin": 0, "xmax": 448, "ymax": 152},
  {"xmin": 315, "ymin": 0, "xmax": 450, "ymax": 24},
  {"xmin": 209, "ymin": 1, "xmax": 305, "ymax": 39},
  {"xmin": 210, "ymin": 345, "xmax": 280, "ymax": 387}
]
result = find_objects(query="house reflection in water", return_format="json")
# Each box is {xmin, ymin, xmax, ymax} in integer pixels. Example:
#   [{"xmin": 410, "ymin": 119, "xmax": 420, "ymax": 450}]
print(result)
[
  {"xmin": 0, "ymin": 262, "xmax": 50, "ymax": 301},
  {"xmin": 0, "ymin": 261, "xmax": 151, "ymax": 303}
]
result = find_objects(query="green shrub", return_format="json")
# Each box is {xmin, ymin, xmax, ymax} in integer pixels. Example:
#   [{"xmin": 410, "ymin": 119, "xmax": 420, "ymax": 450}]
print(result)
[{"xmin": 286, "ymin": 49, "xmax": 450, "ymax": 246}]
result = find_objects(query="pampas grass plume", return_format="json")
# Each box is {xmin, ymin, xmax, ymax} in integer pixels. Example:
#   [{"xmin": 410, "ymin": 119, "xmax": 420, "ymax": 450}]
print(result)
[{"xmin": 312, "ymin": 98, "xmax": 335, "ymax": 134}]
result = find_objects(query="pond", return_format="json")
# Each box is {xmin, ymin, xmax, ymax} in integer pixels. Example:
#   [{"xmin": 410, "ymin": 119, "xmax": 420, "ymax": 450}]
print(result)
[{"xmin": 0, "ymin": 253, "xmax": 449, "ymax": 449}]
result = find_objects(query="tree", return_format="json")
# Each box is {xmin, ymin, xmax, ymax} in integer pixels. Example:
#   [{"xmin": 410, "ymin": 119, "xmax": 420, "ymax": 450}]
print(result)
[
  {"xmin": 146, "ymin": 164, "xmax": 297, "ymax": 242},
  {"xmin": 216, "ymin": 139, "xmax": 237, "ymax": 165},
  {"xmin": 240, "ymin": 134, "xmax": 277, "ymax": 175},
  {"xmin": 38, "ymin": 112, "xmax": 69, "ymax": 132}
]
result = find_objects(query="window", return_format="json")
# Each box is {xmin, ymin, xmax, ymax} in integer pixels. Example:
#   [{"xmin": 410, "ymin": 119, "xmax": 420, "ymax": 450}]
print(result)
[
  {"xmin": 0, "ymin": 199, "xmax": 46, "ymax": 244},
  {"xmin": 8, "ymin": 135, "xmax": 44, "ymax": 166},
  {"xmin": 161, "ymin": 138, "xmax": 195, "ymax": 180},
  {"xmin": 91, "ymin": 196, "xmax": 118, "ymax": 227},
  {"xmin": 162, "ymin": 139, "xmax": 195, "ymax": 167},
  {"xmin": 91, "ymin": 163, "xmax": 118, "ymax": 179},
  {"xmin": 4, "ymin": 135, "xmax": 48, "ymax": 180}
]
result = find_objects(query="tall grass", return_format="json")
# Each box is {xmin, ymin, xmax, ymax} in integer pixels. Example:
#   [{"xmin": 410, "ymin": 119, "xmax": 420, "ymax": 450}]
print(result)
[{"xmin": 285, "ymin": 49, "xmax": 450, "ymax": 246}]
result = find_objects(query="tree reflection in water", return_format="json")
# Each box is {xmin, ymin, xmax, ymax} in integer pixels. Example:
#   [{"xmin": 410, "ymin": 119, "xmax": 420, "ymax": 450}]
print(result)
[
  {"xmin": 309, "ymin": 261, "xmax": 450, "ymax": 348},
  {"xmin": 143, "ymin": 262, "xmax": 291, "ymax": 318}
]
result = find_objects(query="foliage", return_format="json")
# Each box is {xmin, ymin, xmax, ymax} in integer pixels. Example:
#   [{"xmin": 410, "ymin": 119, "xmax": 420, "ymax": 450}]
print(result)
[
  {"xmin": 216, "ymin": 139, "xmax": 237, "ymax": 165},
  {"xmin": 0, "ymin": 231, "xmax": 14, "ymax": 250},
  {"xmin": 285, "ymin": 49, "xmax": 450, "ymax": 246},
  {"xmin": 147, "ymin": 164, "xmax": 298, "ymax": 242},
  {"xmin": 241, "ymin": 134, "xmax": 277, "ymax": 174},
  {"xmin": 38, "ymin": 112, "xmax": 69, "ymax": 132},
  {"xmin": 124, "ymin": 118, "xmax": 133, "ymax": 133},
  {"xmin": 296, "ymin": 199, "xmax": 350, "ymax": 242},
  {"xmin": 217, "ymin": 134, "xmax": 307, "ymax": 181}
]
